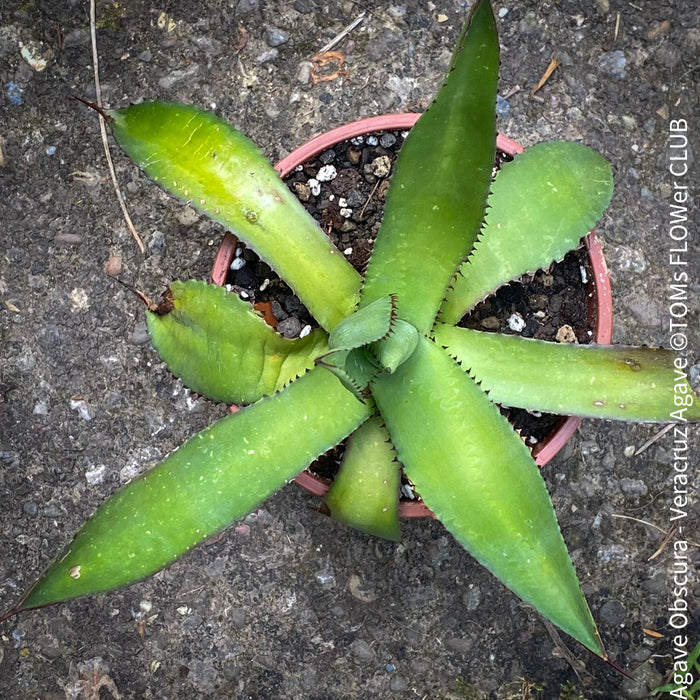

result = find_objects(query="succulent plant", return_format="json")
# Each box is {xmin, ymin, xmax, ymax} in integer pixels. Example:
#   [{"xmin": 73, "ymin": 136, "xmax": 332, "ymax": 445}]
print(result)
[{"xmin": 4, "ymin": 0, "xmax": 698, "ymax": 664}]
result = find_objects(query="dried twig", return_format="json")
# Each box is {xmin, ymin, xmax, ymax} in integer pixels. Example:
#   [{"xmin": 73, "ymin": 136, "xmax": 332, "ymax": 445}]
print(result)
[
  {"xmin": 89, "ymin": 0, "xmax": 145, "ymax": 254},
  {"xmin": 613, "ymin": 12, "xmax": 621, "ymax": 43},
  {"xmin": 540, "ymin": 618, "xmax": 588, "ymax": 680},
  {"xmin": 634, "ymin": 423, "xmax": 673, "ymax": 455},
  {"xmin": 530, "ymin": 57, "xmax": 561, "ymax": 97},
  {"xmin": 611, "ymin": 513, "xmax": 668, "ymax": 535},
  {"xmin": 318, "ymin": 12, "xmax": 366, "ymax": 54},
  {"xmin": 611, "ymin": 514, "xmax": 699, "ymax": 560},
  {"xmin": 647, "ymin": 522, "xmax": 679, "ymax": 561},
  {"xmin": 358, "ymin": 179, "xmax": 381, "ymax": 220}
]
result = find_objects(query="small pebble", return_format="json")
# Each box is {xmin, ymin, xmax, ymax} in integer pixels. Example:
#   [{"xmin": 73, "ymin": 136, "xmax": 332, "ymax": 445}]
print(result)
[
  {"xmin": 85, "ymin": 464, "xmax": 107, "ymax": 485},
  {"xmin": 270, "ymin": 300, "xmax": 286, "ymax": 320},
  {"xmin": 23, "ymin": 502, "xmax": 38, "ymax": 517},
  {"xmin": 265, "ymin": 27, "xmax": 289, "ymax": 47},
  {"xmin": 347, "ymin": 147, "xmax": 361, "ymax": 164},
  {"xmin": 158, "ymin": 64, "xmax": 200, "ymax": 88},
  {"xmin": 54, "ymin": 233, "xmax": 82, "ymax": 245},
  {"xmin": 316, "ymin": 165, "xmax": 337, "ymax": 182},
  {"xmin": 369, "ymin": 155, "xmax": 391, "ymax": 178},
  {"xmin": 480, "ymin": 316, "xmax": 500, "ymax": 330},
  {"xmin": 496, "ymin": 95, "xmax": 510, "ymax": 118},
  {"xmin": 294, "ymin": 182, "xmax": 311, "ymax": 201},
  {"xmin": 104, "ymin": 255, "xmax": 122, "ymax": 277},
  {"xmin": 69, "ymin": 398, "xmax": 92, "ymax": 421},
  {"xmin": 69, "ymin": 287, "xmax": 90, "ymax": 311},
  {"xmin": 295, "ymin": 61, "xmax": 312, "ymax": 84},
  {"xmin": 528, "ymin": 294, "xmax": 548, "ymax": 310},
  {"xmin": 598, "ymin": 50, "xmax": 627, "ymax": 78},
  {"xmin": 400, "ymin": 483, "xmax": 416, "ymax": 500},
  {"xmin": 130, "ymin": 321, "xmax": 150, "ymax": 345},
  {"xmin": 5, "ymin": 81, "xmax": 23, "ymax": 105},
  {"xmin": 277, "ymin": 317, "xmax": 302, "ymax": 338},
  {"xmin": 620, "ymin": 663, "xmax": 664, "ymax": 700},
  {"xmin": 20, "ymin": 40, "xmax": 49, "ymax": 71},
  {"xmin": 366, "ymin": 135, "xmax": 378, "ymax": 146},
  {"xmin": 257, "ymin": 48, "xmax": 278, "ymax": 64},
  {"xmin": 390, "ymin": 675, "xmax": 408, "ymax": 691},
  {"xmin": 41, "ymin": 503, "xmax": 63, "ymax": 518},
  {"xmin": 379, "ymin": 133, "xmax": 396, "ymax": 148},
  {"xmin": 507, "ymin": 313, "xmax": 526, "ymax": 332},
  {"xmin": 600, "ymin": 599, "xmax": 626, "ymax": 626},
  {"xmin": 462, "ymin": 586, "xmax": 481, "ymax": 611},
  {"xmin": 230, "ymin": 257, "xmax": 246, "ymax": 271},
  {"xmin": 230, "ymin": 608, "xmax": 247, "ymax": 629},
  {"xmin": 307, "ymin": 178, "xmax": 321, "ymax": 196},
  {"xmin": 598, "ymin": 543, "xmax": 626, "ymax": 564},
  {"xmin": 346, "ymin": 189, "xmax": 364, "ymax": 208},
  {"xmin": 620, "ymin": 478, "xmax": 648, "ymax": 497},
  {"xmin": 555, "ymin": 324, "xmax": 577, "ymax": 343},
  {"xmin": 176, "ymin": 206, "xmax": 199, "ymax": 226},
  {"xmin": 350, "ymin": 639, "xmax": 375, "ymax": 661}
]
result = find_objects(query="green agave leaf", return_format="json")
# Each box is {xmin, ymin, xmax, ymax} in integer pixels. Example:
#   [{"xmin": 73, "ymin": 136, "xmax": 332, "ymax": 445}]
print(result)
[
  {"xmin": 440, "ymin": 141, "xmax": 614, "ymax": 324},
  {"xmin": 147, "ymin": 280, "xmax": 329, "ymax": 404},
  {"xmin": 373, "ymin": 319, "xmax": 419, "ymax": 374},
  {"xmin": 324, "ymin": 416, "xmax": 401, "ymax": 541},
  {"xmin": 15, "ymin": 367, "xmax": 371, "ymax": 611},
  {"xmin": 371, "ymin": 336, "xmax": 605, "ymax": 657},
  {"xmin": 433, "ymin": 325, "xmax": 700, "ymax": 422},
  {"xmin": 315, "ymin": 346, "xmax": 378, "ymax": 401},
  {"xmin": 107, "ymin": 101, "xmax": 361, "ymax": 331},
  {"xmin": 329, "ymin": 295, "xmax": 395, "ymax": 351},
  {"xmin": 360, "ymin": 0, "xmax": 499, "ymax": 334}
]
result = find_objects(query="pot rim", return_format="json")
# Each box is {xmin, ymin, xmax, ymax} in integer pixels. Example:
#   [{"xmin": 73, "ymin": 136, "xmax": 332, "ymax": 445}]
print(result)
[{"xmin": 210, "ymin": 113, "xmax": 614, "ymax": 519}]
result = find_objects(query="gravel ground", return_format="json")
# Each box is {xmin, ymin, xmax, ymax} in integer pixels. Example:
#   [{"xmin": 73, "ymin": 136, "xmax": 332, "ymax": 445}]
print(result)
[{"xmin": 1, "ymin": 1, "xmax": 698, "ymax": 698}]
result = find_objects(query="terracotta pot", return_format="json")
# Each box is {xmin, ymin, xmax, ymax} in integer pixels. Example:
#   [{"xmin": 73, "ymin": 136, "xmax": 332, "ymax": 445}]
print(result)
[{"xmin": 210, "ymin": 113, "xmax": 613, "ymax": 519}]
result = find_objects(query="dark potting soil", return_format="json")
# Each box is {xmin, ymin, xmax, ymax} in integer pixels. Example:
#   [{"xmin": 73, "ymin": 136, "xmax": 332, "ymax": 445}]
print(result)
[{"xmin": 223, "ymin": 130, "xmax": 596, "ymax": 490}]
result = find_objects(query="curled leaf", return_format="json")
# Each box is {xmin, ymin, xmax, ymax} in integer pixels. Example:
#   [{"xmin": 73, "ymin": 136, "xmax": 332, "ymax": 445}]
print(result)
[{"xmin": 147, "ymin": 280, "xmax": 328, "ymax": 404}]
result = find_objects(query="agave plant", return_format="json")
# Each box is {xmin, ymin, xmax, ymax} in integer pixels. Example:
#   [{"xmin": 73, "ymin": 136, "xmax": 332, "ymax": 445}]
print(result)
[{"xmin": 4, "ymin": 0, "xmax": 698, "ymax": 663}]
